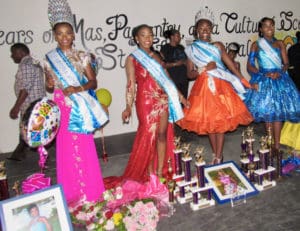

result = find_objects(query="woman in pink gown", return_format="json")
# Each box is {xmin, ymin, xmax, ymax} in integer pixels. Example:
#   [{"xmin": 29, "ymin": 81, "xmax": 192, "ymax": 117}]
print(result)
[
  {"xmin": 105, "ymin": 24, "xmax": 188, "ymax": 189},
  {"xmin": 45, "ymin": 21, "xmax": 108, "ymax": 204}
]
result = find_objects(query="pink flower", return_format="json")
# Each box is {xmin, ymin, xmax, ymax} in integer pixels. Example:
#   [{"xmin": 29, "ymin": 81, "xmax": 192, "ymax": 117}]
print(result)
[{"xmin": 76, "ymin": 211, "xmax": 88, "ymax": 221}]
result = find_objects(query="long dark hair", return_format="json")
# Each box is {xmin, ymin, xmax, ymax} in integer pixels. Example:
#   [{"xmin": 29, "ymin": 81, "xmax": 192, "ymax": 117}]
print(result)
[{"xmin": 258, "ymin": 17, "xmax": 275, "ymax": 38}]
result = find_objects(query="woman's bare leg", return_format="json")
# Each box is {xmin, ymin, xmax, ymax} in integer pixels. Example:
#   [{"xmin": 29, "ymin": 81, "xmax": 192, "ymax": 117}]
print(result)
[
  {"xmin": 273, "ymin": 121, "xmax": 283, "ymax": 150},
  {"xmin": 156, "ymin": 112, "xmax": 168, "ymax": 177}
]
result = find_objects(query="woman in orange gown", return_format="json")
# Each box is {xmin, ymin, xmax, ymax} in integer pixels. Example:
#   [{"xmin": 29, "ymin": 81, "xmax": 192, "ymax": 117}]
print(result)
[{"xmin": 177, "ymin": 9, "xmax": 253, "ymax": 164}]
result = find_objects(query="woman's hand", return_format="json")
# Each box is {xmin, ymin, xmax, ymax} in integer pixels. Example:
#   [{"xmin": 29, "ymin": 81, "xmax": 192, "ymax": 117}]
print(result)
[
  {"xmin": 205, "ymin": 61, "xmax": 217, "ymax": 71},
  {"xmin": 179, "ymin": 94, "xmax": 190, "ymax": 108},
  {"xmin": 63, "ymin": 86, "xmax": 82, "ymax": 96},
  {"xmin": 122, "ymin": 108, "xmax": 132, "ymax": 124},
  {"xmin": 265, "ymin": 72, "xmax": 280, "ymax": 80},
  {"xmin": 45, "ymin": 73, "xmax": 55, "ymax": 89},
  {"xmin": 251, "ymin": 83, "xmax": 259, "ymax": 91},
  {"xmin": 181, "ymin": 97, "xmax": 190, "ymax": 108},
  {"xmin": 240, "ymin": 78, "xmax": 252, "ymax": 88}
]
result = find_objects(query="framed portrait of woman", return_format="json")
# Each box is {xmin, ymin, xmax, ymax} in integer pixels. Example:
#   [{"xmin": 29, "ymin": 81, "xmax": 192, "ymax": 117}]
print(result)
[{"xmin": 0, "ymin": 184, "xmax": 72, "ymax": 231}]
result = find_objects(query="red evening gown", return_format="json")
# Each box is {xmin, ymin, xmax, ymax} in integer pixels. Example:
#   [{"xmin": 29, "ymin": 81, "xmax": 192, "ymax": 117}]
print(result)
[{"xmin": 104, "ymin": 59, "xmax": 175, "ymax": 189}]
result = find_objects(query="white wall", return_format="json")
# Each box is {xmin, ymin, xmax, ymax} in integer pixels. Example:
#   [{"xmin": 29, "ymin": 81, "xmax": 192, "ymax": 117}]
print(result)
[{"xmin": 0, "ymin": 0, "xmax": 299, "ymax": 153}]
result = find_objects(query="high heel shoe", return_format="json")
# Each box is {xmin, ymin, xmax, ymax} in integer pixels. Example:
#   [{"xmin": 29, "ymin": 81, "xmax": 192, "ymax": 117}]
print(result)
[
  {"xmin": 210, "ymin": 154, "xmax": 223, "ymax": 165},
  {"xmin": 156, "ymin": 170, "xmax": 166, "ymax": 183}
]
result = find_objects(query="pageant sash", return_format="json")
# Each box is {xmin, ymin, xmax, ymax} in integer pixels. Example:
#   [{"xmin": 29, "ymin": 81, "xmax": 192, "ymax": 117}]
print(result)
[
  {"xmin": 46, "ymin": 48, "xmax": 108, "ymax": 134},
  {"xmin": 131, "ymin": 49, "xmax": 183, "ymax": 122},
  {"xmin": 257, "ymin": 38, "xmax": 282, "ymax": 68},
  {"xmin": 185, "ymin": 40, "xmax": 246, "ymax": 97}
]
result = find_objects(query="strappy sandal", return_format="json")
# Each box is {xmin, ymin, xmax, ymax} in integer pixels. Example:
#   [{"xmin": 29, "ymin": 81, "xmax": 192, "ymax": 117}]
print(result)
[
  {"xmin": 156, "ymin": 170, "xmax": 166, "ymax": 183},
  {"xmin": 210, "ymin": 154, "xmax": 223, "ymax": 165}
]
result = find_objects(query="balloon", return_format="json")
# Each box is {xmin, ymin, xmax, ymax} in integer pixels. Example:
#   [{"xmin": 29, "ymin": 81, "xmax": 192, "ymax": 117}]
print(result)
[
  {"xmin": 96, "ymin": 88, "xmax": 112, "ymax": 107},
  {"xmin": 21, "ymin": 97, "xmax": 61, "ymax": 148}
]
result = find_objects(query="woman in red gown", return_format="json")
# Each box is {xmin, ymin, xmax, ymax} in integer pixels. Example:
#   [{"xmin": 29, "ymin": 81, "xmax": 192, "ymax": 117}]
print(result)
[{"xmin": 105, "ymin": 24, "xmax": 188, "ymax": 189}]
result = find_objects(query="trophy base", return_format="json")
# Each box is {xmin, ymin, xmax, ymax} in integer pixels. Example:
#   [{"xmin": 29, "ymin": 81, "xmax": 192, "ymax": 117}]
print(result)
[
  {"xmin": 177, "ymin": 192, "xmax": 193, "ymax": 204},
  {"xmin": 173, "ymin": 173, "xmax": 185, "ymax": 182},
  {"xmin": 254, "ymin": 166, "xmax": 276, "ymax": 191},
  {"xmin": 255, "ymin": 180, "xmax": 276, "ymax": 191},
  {"xmin": 240, "ymin": 156, "xmax": 260, "ymax": 164},
  {"xmin": 190, "ymin": 198, "xmax": 215, "ymax": 211}
]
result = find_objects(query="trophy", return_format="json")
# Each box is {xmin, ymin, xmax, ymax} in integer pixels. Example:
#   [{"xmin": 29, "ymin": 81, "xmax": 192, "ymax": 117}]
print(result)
[
  {"xmin": 258, "ymin": 136, "xmax": 269, "ymax": 170},
  {"xmin": 12, "ymin": 181, "xmax": 21, "ymax": 197},
  {"xmin": 167, "ymin": 180, "xmax": 176, "ymax": 203},
  {"xmin": 194, "ymin": 147, "xmax": 205, "ymax": 187},
  {"xmin": 176, "ymin": 143, "xmax": 197, "ymax": 204},
  {"xmin": 266, "ymin": 126, "xmax": 283, "ymax": 179},
  {"xmin": 240, "ymin": 127, "xmax": 259, "ymax": 177},
  {"xmin": 240, "ymin": 131, "xmax": 249, "ymax": 173},
  {"xmin": 0, "ymin": 161, "xmax": 9, "ymax": 200},
  {"xmin": 182, "ymin": 143, "xmax": 192, "ymax": 182},
  {"xmin": 166, "ymin": 159, "xmax": 176, "ymax": 203},
  {"xmin": 266, "ymin": 126, "xmax": 274, "ymax": 167},
  {"xmin": 173, "ymin": 136, "xmax": 184, "ymax": 177},
  {"xmin": 241, "ymin": 131, "xmax": 247, "ymax": 153},
  {"xmin": 254, "ymin": 134, "xmax": 277, "ymax": 191},
  {"xmin": 189, "ymin": 146, "xmax": 215, "ymax": 211}
]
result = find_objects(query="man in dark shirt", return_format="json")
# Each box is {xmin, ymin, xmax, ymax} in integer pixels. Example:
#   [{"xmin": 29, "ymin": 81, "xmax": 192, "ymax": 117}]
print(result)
[{"xmin": 288, "ymin": 31, "xmax": 300, "ymax": 90}]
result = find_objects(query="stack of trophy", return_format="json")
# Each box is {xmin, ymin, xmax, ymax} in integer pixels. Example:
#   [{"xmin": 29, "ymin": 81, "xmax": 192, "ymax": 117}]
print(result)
[
  {"xmin": 167, "ymin": 137, "xmax": 215, "ymax": 211},
  {"xmin": 240, "ymin": 126, "xmax": 282, "ymax": 191}
]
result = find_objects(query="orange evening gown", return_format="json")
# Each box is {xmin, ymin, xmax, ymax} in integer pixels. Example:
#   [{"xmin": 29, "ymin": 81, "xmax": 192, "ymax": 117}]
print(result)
[
  {"xmin": 104, "ymin": 59, "xmax": 175, "ymax": 189},
  {"xmin": 177, "ymin": 71, "xmax": 253, "ymax": 134}
]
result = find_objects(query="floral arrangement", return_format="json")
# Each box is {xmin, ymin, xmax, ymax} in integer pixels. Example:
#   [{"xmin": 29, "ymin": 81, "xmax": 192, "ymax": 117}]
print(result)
[{"xmin": 70, "ymin": 187, "xmax": 160, "ymax": 231}]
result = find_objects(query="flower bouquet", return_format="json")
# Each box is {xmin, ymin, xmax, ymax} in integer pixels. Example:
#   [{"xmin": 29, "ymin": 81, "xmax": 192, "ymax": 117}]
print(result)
[{"xmin": 70, "ymin": 187, "xmax": 160, "ymax": 231}]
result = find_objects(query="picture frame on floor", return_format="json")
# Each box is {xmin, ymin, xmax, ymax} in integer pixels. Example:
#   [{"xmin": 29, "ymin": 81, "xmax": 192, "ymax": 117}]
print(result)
[
  {"xmin": 204, "ymin": 161, "xmax": 259, "ymax": 204},
  {"xmin": 0, "ymin": 184, "xmax": 73, "ymax": 231}
]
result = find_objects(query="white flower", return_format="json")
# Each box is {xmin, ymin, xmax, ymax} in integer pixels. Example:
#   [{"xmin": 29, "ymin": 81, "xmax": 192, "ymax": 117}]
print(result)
[
  {"xmin": 115, "ymin": 186, "xmax": 123, "ymax": 199},
  {"xmin": 104, "ymin": 219, "xmax": 115, "ymax": 230},
  {"xmin": 86, "ymin": 223, "xmax": 96, "ymax": 230}
]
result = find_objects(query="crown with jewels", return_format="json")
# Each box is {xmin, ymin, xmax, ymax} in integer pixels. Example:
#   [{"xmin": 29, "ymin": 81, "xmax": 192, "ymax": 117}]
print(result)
[
  {"xmin": 48, "ymin": 0, "xmax": 74, "ymax": 29},
  {"xmin": 195, "ymin": 6, "xmax": 215, "ymax": 24}
]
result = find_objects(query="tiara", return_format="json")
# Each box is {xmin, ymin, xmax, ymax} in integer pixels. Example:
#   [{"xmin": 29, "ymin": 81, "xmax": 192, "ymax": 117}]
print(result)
[
  {"xmin": 195, "ymin": 6, "xmax": 215, "ymax": 24},
  {"xmin": 48, "ymin": 0, "xmax": 74, "ymax": 29}
]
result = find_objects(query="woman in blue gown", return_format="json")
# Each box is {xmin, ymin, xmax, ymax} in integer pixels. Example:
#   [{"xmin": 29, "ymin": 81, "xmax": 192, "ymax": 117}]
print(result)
[{"xmin": 244, "ymin": 17, "xmax": 300, "ymax": 151}]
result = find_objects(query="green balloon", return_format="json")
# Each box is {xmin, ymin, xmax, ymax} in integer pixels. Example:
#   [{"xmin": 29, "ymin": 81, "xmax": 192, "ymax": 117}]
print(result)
[{"xmin": 96, "ymin": 88, "xmax": 112, "ymax": 107}]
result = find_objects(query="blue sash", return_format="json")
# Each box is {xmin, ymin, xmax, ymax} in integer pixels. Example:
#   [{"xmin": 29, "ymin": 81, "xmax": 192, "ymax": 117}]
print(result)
[
  {"xmin": 257, "ymin": 38, "xmax": 282, "ymax": 68},
  {"xmin": 185, "ymin": 40, "xmax": 246, "ymax": 98},
  {"xmin": 131, "ymin": 49, "xmax": 183, "ymax": 122},
  {"xmin": 46, "ymin": 48, "xmax": 108, "ymax": 134}
]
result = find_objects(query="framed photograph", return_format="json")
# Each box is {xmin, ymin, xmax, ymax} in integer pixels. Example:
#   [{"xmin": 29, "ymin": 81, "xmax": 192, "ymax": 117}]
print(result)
[
  {"xmin": 0, "ymin": 184, "xmax": 73, "ymax": 231},
  {"xmin": 204, "ymin": 161, "xmax": 259, "ymax": 204}
]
